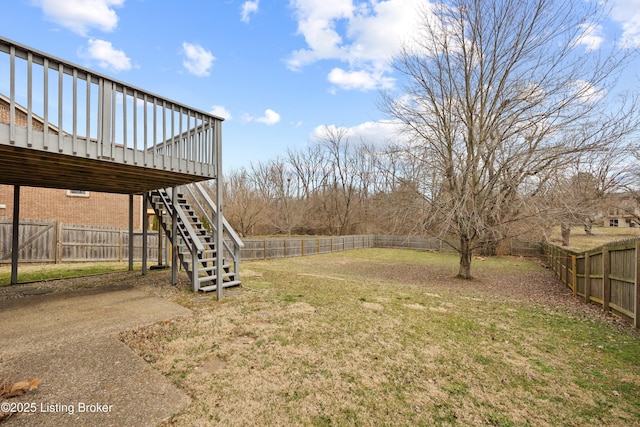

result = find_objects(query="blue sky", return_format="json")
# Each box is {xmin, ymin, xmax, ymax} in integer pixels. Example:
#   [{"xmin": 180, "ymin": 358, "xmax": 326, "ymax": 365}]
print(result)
[{"xmin": 1, "ymin": 0, "xmax": 639, "ymax": 171}]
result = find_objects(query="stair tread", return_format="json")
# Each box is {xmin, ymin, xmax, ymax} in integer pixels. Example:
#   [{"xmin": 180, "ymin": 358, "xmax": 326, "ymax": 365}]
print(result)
[
  {"xmin": 148, "ymin": 189, "xmax": 240, "ymax": 293},
  {"xmin": 198, "ymin": 264, "xmax": 232, "ymax": 272},
  {"xmin": 198, "ymin": 281, "xmax": 242, "ymax": 292},
  {"xmin": 197, "ymin": 272, "xmax": 236, "ymax": 283}
]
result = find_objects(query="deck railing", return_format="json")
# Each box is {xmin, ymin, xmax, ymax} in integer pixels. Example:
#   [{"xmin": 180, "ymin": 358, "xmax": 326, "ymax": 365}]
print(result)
[{"xmin": 0, "ymin": 36, "xmax": 222, "ymax": 177}]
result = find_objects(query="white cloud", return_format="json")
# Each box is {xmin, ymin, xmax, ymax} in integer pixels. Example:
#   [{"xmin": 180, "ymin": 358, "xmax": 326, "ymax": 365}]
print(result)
[
  {"xmin": 287, "ymin": 0, "xmax": 354, "ymax": 70},
  {"xmin": 572, "ymin": 80, "xmax": 606, "ymax": 103},
  {"xmin": 310, "ymin": 120, "xmax": 407, "ymax": 146},
  {"xmin": 82, "ymin": 38, "xmax": 131, "ymax": 72},
  {"xmin": 210, "ymin": 105, "xmax": 232, "ymax": 120},
  {"xmin": 328, "ymin": 67, "xmax": 395, "ymax": 91},
  {"xmin": 287, "ymin": 0, "xmax": 425, "ymax": 91},
  {"xmin": 181, "ymin": 42, "xmax": 215, "ymax": 77},
  {"xmin": 345, "ymin": 0, "xmax": 426, "ymax": 65},
  {"xmin": 575, "ymin": 23, "xmax": 604, "ymax": 51},
  {"xmin": 610, "ymin": 0, "xmax": 640, "ymax": 47},
  {"xmin": 35, "ymin": 0, "xmax": 124, "ymax": 36},
  {"xmin": 241, "ymin": 0, "xmax": 259, "ymax": 23},
  {"xmin": 243, "ymin": 109, "xmax": 281, "ymax": 125}
]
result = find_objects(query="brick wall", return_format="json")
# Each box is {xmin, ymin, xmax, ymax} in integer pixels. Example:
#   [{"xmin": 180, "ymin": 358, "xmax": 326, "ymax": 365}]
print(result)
[
  {"xmin": 0, "ymin": 98, "xmax": 48, "ymax": 131},
  {"xmin": 0, "ymin": 185, "xmax": 143, "ymax": 229}
]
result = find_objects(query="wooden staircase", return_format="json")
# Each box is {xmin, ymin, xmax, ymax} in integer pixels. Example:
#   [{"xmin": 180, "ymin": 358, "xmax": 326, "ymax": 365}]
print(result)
[{"xmin": 147, "ymin": 187, "xmax": 241, "ymax": 292}]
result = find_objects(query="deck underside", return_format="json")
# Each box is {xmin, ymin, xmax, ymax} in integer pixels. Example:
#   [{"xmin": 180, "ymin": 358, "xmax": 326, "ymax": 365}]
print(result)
[
  {"xmin": 0, "ymin": 143, "xmax": 210, "ymax": 194},
  {"xmin": 0, "ymin": 124, "xmax": 211, "ymax": 194}
]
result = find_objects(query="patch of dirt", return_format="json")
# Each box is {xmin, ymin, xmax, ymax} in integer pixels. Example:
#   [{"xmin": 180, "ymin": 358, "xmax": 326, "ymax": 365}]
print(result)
[
  {"xmin": 361, "ymin": 301, "xmax": 384, "ymax": 311},
  {"xmin": 340, "ymin": 256, "xmax": 625, "ymax": 325},
  {"xmin": 197, "ymin": 358, "xmax": 227, "ymax": 375},
  {"xmin": 287, "ymin": 302, "xmax": 316, "ymax": 315},
  {"xmin": 298, "ymin": 273, "xmax": 345, "ymax": 281},
  {"xmin": 403, "ymin": 303, "xmax": 426, "ymax": 310},
  {"xmin": 241, "ymin": 269, "xmax": 263, "ymax": 278}
]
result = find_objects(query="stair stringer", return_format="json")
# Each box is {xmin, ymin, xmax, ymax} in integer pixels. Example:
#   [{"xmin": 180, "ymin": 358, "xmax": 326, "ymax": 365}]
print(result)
[{"xmin": 147, "ymin": 188, "xmax": 241, "ymax": 292}]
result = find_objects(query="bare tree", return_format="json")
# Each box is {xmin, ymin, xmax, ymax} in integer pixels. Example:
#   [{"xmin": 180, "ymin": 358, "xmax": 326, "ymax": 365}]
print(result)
[
  {"xmin": 287, "ymin": 144, "xmax": 329, "ymax": 201},
  {"xmin": 251, "ymin": 159, "xmax": 303, "ymax": 237},
  {"xmin": 617, "ymin": 148, "xmax": 640, "ymax": 226},
  {"xmin": 223, "ymin": 168, "xmax": 268, "ymax": 237},
  {"xmin": 381, "ymin": 0, "xmax": 636, "ymax": 278},
  {"xmin": 314, "ymin": 126, "xmax": 370, "ymax": 235}
]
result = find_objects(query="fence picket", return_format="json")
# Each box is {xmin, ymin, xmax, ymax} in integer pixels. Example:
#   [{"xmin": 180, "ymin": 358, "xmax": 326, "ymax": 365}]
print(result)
[
  {"xmin": 0, "ymin": 218, "xmax": 158, "ymax": 263},
  {"xmin": 543, "ymin": 239, "xmax": 640, "ymax": 328}
]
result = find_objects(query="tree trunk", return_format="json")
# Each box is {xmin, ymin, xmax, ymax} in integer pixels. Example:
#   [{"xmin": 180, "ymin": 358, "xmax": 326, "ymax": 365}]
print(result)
[
  {"xmin": 457, "ymin": 236, "xmax": 473, "ymax": 279},
  {"xmin": 561, "ymin": 222, "xmax": 571, "ymax": 246},
  {"xmin": 584, "ymin": 218, "xmax": 593, "ymax": 235}
]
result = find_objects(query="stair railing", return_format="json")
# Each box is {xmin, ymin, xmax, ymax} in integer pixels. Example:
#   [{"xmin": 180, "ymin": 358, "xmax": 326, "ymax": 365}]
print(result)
[
  {"xmin": 182, "ymin": 182, "xmax": 244, "ymax": 280},
  {"xmin": 152, "ymin": 188, "xmax": 205, "ymax": 291}
]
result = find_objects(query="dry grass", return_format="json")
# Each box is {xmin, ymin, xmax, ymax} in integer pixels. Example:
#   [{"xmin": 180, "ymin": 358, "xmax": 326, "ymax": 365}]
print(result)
[
  {"xmin": 119, "ymin": 249, "xmax": 640, "ymax": 426},
  {"xmin": 547, "ymin": 226, "xmax": 640, "ymax": 251},
  {"xmin": 0, "ymin": 262, "xmax": 139, "ymax": 286}
]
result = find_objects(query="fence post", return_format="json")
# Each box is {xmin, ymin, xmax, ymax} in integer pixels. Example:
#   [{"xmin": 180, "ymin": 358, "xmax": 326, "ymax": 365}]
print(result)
[
  {"xmin": 584, "ymin": 252, "xmax": 591, "ymax": 304},
  {"xmin": 53, "ymin": 220, "xmax": 60, "ymax": 264},
  {"xmin": 603, "ymin": 247, "xmax": 610, "ymax": 314},
  {"xmin": 118, "ymin": 230, "xmax": 123, "ymax": 262},
  {"xmin": 572, "ymin": 255, "xmax": 577, "ymax": 296},
  {"xmin": 564, "ymin": 250, "xmax": 569, "ymax": 286},
  {"xmin": 301, "ymin": 238, "xmax": 305, "ymax": 257},
  {"xmin": 57, "ymin": 221, "xmax": 64, "ymax": 263},
  {"xmin": 635, "ymin": 241, "xmax": 640, "ymax": 329},
  {"xmin": 263, "ymin": 239, "xmax": 267, "ymax": 260}
]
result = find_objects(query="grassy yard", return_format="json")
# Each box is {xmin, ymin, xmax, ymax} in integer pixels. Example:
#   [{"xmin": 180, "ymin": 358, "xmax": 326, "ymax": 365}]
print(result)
[
  {"xmin": 547, "ymin": 225, "xmax": 640, "ymax": 251},
  {"xmin": 120, "ymin": 249, "xmax": 640, "ymax": 426},
  {"xmin": 0, "ymin": 262, "xmax": 139, "ymax": 286}
]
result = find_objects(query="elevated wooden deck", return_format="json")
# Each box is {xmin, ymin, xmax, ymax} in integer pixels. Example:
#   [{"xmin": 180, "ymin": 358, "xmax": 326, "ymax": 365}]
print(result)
[
  {"xmin": 0, "ymin": 36, "xmax": 223, "ymax": 194},
  {"xmin": 1, "ymin": 37, "xmax": 234, "ymax": 298}
]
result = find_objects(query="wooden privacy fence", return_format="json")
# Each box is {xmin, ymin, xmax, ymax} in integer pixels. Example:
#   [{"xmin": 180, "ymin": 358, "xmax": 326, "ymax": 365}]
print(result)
[
  {"xmin": 240, "ymin": 235, "xmax": 542, "ymax": 260},
  {"xmin": 0, "ymin": 218, "xmax": 158, "ymax": 263},
  {"xmin": 1, "ymin": 221, "xmax": 543, "ymax": 265},
  {"xmin": 543, "ymin": 239, "xmax": 640, "ymax": 328},
  {"xmin": 240, "ymin": 235, "xmax": 376, "ymax": 260}
]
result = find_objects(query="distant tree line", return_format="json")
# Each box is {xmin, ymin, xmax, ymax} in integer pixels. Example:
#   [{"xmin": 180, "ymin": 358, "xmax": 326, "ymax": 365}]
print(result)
[
  {"xmin": 215, "ymin": 125, "xmax": 426, "ymax": 238},
  {"xmin": 209, "ymin": 121, "xmax": 636, "ymax": 248}
]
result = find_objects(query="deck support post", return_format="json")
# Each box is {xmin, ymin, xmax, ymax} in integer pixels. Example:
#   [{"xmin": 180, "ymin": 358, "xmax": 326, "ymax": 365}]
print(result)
[
  {"xmin": 128, "ymin": 194, "xmax": 134, "ymax": 271},
  {"xmin": 215, "ymin": 124, "xmax": 224, "ymax": 301},
  {"xmin": 157, "ymin": 221, "xmax": 164, "ymax": 266},
  {"xmin": 11, "ymin": 185, "xmax": 20, "ymax": 284},
  {"xmin": 171, "ymin": 187, "xmax": 178, "ymax": 286},
  {"xmin": 142, "ymin": 192, "xmax": 148, "ymax": 275}
]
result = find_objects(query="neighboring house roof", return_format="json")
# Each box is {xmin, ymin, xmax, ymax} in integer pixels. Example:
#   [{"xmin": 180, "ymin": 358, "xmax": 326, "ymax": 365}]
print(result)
[
  {"xmin": 603, "ymin": 193, "xmax": 640, "ymax": 218},
  {"xmin": 0, "ymin": 93, "xmax": 62, "ymax": 134}
]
